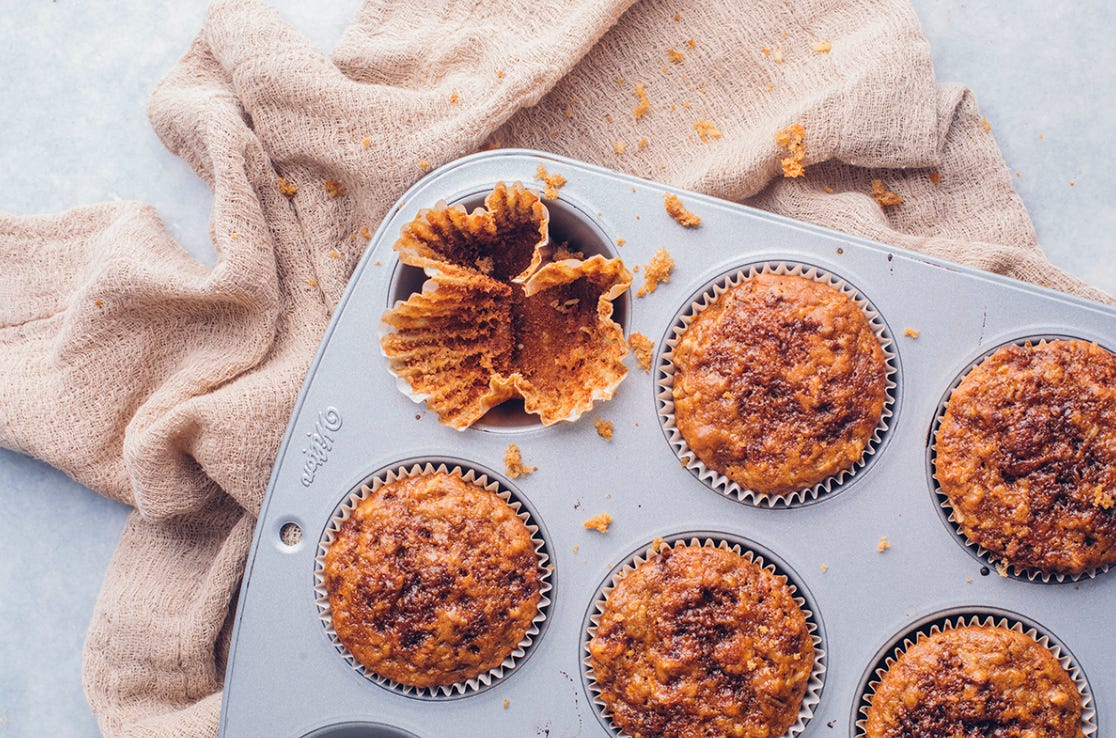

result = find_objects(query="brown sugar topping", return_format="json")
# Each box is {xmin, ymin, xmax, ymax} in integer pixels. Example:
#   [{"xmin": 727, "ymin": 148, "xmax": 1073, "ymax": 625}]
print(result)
[
  {"xmin": 589, "ymin": 545, "xmax": 814, "ymax": 738},
  {"xmin": 671, "ymin": 273, "xmax": 888, "ymax": 496},
  {"xmin": 663, "ymin": 193, "xmax": 701, "ymax": 228},
  {"xmin": 628, "ymin": 332, "xmax": 654, "ymax": 371},
  {"xmin": 504, "ymin": 443, "xmax": 536, "ymax": 478},
  {"xmin": 380, "ymin": 183, "xmax": 631, "ymax": 429},
  {"xmin": 935, "ymin": 339, "xmax": 1116, "ymax": 575},
  {"xmin": 775, "ymin": 124, "xmax": 807, "ymax": 178},
  {"xmin": 636, "ymin": 248, "xmax": 675, "ymax": 297},
  {"xmin": 864, "ymin": 625, "xmax": 1082, "ymax": 738},
  {"xmin": 323, "ymin": 472, "xmax": 542, "ymax": 688}
]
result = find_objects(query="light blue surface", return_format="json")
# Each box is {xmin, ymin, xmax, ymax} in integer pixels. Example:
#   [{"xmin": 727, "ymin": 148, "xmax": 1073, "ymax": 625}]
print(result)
[{"xmin": 1, "ymin": 2, "xmax": 1113, "ymax": 736}]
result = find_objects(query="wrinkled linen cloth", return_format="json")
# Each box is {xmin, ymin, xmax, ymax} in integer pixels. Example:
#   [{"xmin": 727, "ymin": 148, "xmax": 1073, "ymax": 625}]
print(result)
[{"xmin": 0, "ymin": 0, "xmax": 1109, "ymax": 734}]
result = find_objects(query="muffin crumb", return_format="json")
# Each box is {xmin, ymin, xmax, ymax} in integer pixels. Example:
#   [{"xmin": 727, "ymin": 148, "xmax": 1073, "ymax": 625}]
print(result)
[
  {"xmin": 667, "ymin": 48, "xmax": 685, "ymax": 63},
  {"xmin": 419, "ymin": 160, "xmax": 431, "ymax": 172},
  {"xmin": 504, "ymin": 444, "xmax": 537, "ymax": 479},
  {"xmin": 877, "ymin": 536, "xmax": 890, "ymax": 553},
  {"xmin": 324, "ymin": 179, "xmax": 347, "ymax": 198},
  {"xmin": 693, "ymin": 119, "xmax": 722, "ymax": 143},
  {"xmin": 614, "ymin": 140, "xmax": 627, "ymax": 155},
  {"xmin": 328, "ymin": 250, "xmax": 341, "ymax": 259},
  {"xmin": 534, "ymin": 164, "xmax": 567, "ymax": 200},
  {"xmin": 929, "ymin": 171, "xmax": 942, "ymax": 185},
  {"xmin": 503, "ymin": 699, "xmax": 510, "ymax": 709},
  {"xmin": 636, "ymin": 248, "xmax": 675, "ymax": 297},
  {"xmin": 277, "ymin": 177, "xmax": 298, "ymax": 198},
  {"xmin": 594, "ymin": 418, "xmax": 615, "ymax": 440},
  {"xmin": 633, "ymin": 83, "xmax": 651, "ymax": 120},
  {"xmin": 360, "ymin": 226, "xmax": 371, "ymax": 239},
  {"xmin": 775, "ymin": 124, "xmax": 807, "ymax": 178},
  {"xmin": 982, "ymin": 117, "xmax": 992, "ymax": 132},
  {"xmin": 663, "ymin": 193, "xmax": 701, "ymax": 227},
  {"xmin": 812, "ymin": 39, "xmax": 832, "ymax": 53},
  {"xmin": 820, "ymin": 564, "xmax": 829, "ymax": 573},
  {"xmin": 903, "ymin": 327, "xmax": 920, "ymax": 339},
  {"xmin": 583, "ymin": 512, "xmax": 613, "ymax": 533},
  {"xmin": 871, "ymin": 179, "xmax": 903, "ymax": 207},
  {"xmin": 629, "ymin": 333, "xmax": 654, "ymax": 370}
]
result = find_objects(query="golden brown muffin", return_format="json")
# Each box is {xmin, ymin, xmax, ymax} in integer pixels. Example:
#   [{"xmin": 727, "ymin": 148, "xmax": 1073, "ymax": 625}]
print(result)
[
  {"xmin": 588, "ymin": 544, "xmax": 814, "ymax": 738},
  {"xmin": 935, "ymin": 339, "xmax": 1116, "ymax": 576},
  {"xmin": 323, "ymin": 472, "xmax": 542, "ymax": 688},
  {"xmin": 864, "ymin": 624, "xmax": 1083, "ymax": 738},
  {"xmin": 671, "ymin": 273, "xmax": 888, "ymax": 496}
]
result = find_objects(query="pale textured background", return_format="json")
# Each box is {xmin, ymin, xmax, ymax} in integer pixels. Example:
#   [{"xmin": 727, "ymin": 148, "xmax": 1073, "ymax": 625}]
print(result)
[{"xmin": 0, "ymin": 2, "xmax": 1113, "ymax": 735}]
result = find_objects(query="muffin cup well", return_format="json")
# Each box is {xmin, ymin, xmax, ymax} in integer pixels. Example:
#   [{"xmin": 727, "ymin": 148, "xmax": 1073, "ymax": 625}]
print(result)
[
  {"xmin": 656, "ymin": 261, "xmax": 898, "ymax": 507},
  {"xmin": 581, "ymin": 533, "xmax": 826, "ymax": 738},
  {"xmin": 852, "ymin": 609, "xmax": 1096, "ymax": 738},
  {"xmin": 929, "ymin": 335, "xmax": 1115, "ymax": 583},
  {"xmin": 313, "ymin": 460, "xmax": 553, "ymax": 699}
]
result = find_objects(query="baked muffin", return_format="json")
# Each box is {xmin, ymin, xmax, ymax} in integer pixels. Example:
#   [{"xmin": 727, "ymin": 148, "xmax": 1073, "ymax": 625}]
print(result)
[
  {"xmin": 864, "ymin": 624, "xmax": 1083, "ymax": 738},
  {"xmin": 588, "ymin": 544, "xmax": 815, "ymax": 738},
  {"xmin": 935, "ymin": 339, "xmax": 1116, "ymax": 576},
  {"xmin": 323, "ymin": 471, "xmax": 542, "ymax": 688},
  {"xmin": 671, "ymin": 272, "xmax": 888, "ymax": 496}
]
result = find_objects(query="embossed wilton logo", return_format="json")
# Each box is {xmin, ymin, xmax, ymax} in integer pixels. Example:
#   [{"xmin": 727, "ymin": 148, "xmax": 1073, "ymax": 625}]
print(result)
[{"xmin": 300, "ymin": 407, "xmax": 342, "ymax": 487}]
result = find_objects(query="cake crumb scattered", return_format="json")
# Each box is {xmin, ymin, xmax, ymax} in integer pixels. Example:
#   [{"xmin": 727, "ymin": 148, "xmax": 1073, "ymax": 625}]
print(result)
[
  {"xmin": 594, "ymin": 418, "xmax": 615, "ymax": 440},
  {"xmin": 497, "ymin": 70, "xmax": 505, "ymax": 79},
  {"xmin": 633, "ymin": 83, "xmax": 651, "ymax": 120},
  {"xmin": 928, "ymin": 171, "xmax": 942, "ymax": 185},
  {"xmin": 871, "ymin": 179, "xmax": 903, "ymax": 207},
  {"xmin": 449, "ymin": 91, "xmax": 459, "ymax": 104},
  {"xmin": 812, "ymin": 39, "xmax": 832, "ymax": 53},
  {"xmin": 981, "ymin": 117, "xmax": 992, "ymax": 132},
  {"xmin": 877, "ymin": 536, "xmax": 890, "ymax": 553},
  {"xmin": 616, "ymin": 238, "xmax": 626, "ymax": 246},
  {"xmin": 535, "ymin": 164, "xmax": 567, "ymax": 200},
  {"xmin": 419, "ymin": 160, "xmax": 431, "ymax": 172},
  {"xmin": 693, "ymin": 119, "xmax": 722, "ymax": 143},
  {"xmin": 277, "ymin": 177, "xmax": 298, "ymax": 198},
  {"xmin": 822, "ymin": 185, "xmax": 834, "ymax": 193},
  {"xmin": 307, "ymin": 277, "xmax": 319, "ymax": 288},
  {"xmin": 651, "ymin": 536, "xmax": 666, "ymax": 551},
  {"xmin": 663, "ymin": 193, "xmax": 701, "ymax": 227},
  {"xmin": 687, "ymin": 39, "xmax": 696, "ymax": 49},
  {"xmin": 373, "ymin": 260, "xmax": 382, "ymax": 266},
  {"xmin": 903, "ymin": 327, "xmax": 920, "ymax": 339},
  {"xmin": 504, "ymin": 444, "xmax": 536, "ymax": 478},
  {"xmin": 995, "ymin": 560, "xmax": 1010, "ymax": 577},
  {"xmin": 820, "ymin": 564, "xmax": 829, "ymax": 573},
  {"xmin": 583, "ymin": 512, "xmax": 613, "ymax": 533},
  {"xmin": 614, "ymin": 140, "xmax": 627, "ymax": 155},
  {"xmin": 673, "ymin": 11, "xmax": 681, "ymax": 21},
  {"xmin": 1038, "ymin": 132, "xmax": 1044, "ymax": 140},
  {"xmin": 629, "ymin": 333, "xmax": 654, "ymax": 371},
  {"xmin": 328, "ymin": 250, "xmax": 341, "ymax": 259},
  {"xmin": 503, "ymin": 699, "xmax": 510, "ymax": 709},
  {"xmin": 637, "ymin": 138, "xmax": 649, "ymax": 150},
  {"xmin": 1093, "ymin": 487, "xmax": 1114, "ymax": 510},
  {"xmin": 94, "ymin": 300, "xmax": 103, "ymax": 307},
  {"xmin": 667, "ymin": 48, "xmax": 685, "ymax": 63},
  {"xmin": 360, "ymin": 226, "xmax": 371, "ymax": 239},
  {"xmin": 965, "ymin": 577, "xmax": 973, "ymax": 584},
  {"xmin": 762, "ymin": 47, "xmax": 785, "ymax": 63},
  {"xmin": 324, "ymin": 179, "xmax": 347, "ymax": 198},
  {"xmin": 361, "ymin": 136, "xmax": 371, "ymax": 149},
  {"xmin": 775, "ymin": 124, "xmax": 807, "ymax": 178},
  {"xmin": 636, "ymin": 248, "xmax": 675, "ymax": 297}
]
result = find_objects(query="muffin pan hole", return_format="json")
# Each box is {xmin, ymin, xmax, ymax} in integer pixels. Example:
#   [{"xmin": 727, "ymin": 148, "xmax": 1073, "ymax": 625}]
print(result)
[
  {"xmin": 301, "ymin": 723, "xmax": 420, "ymax": 738},
  {"xmin": 279, "ymin": 521, "xmax": 303, "ymax": 547},
  {"xmin": 851, "ymin": 607, "xmax": 1096, "ymax": 738},
  {"xmin": 928, "ymin": 334, "xmax": 1116, "ymax": 583},
  {"xmin": 385, "ymin": 188, "xmax": 627, "ymax": 433}
]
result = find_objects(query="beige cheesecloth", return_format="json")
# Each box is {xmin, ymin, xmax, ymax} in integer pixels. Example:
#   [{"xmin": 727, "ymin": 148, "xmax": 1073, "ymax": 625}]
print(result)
[{"xmin": 0, "ymin": 0, "xmax": 1109, "ymax": 735}]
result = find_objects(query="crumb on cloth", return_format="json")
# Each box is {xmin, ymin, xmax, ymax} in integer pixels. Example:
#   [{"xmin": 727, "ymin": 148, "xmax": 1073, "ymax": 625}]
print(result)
[
  {"xmin": 693, "ymin": 119, "xmax": 721, "ymax": 143},
  {"xmin": 628, "ymin": 333, "xmax": 654, "ymax": 371},
  {"xmin": 504, "ymin": 443, "xmax": 536, "ymax": 478},
  {"xmin": 633, "ymin": 83, "xmax": 651, "ymax": 120},
  {"xmin": 636, "ymin": 248, "xmax": 674, "ymax": 297},
  {"xmin": 812, "ymin": 39, "xmax": 832, "ymax": 53},
  {"xmin": 583, "ymin": 512, "xmax": 613, "ymax": 533},
  {"xmin": 324, "ymin": 179, "xmax": 347, "ymax": 198},
  {"xmin": 667, "ymin": 48, "xmax": 685, "ymax": 63},
  {"xmin": 535, "ymin": 164, "xmax": 567, "ymax": 200},
  {"xmin": 871, "ymin": 179, "xmax": 903, "ymax": 207},
  {"xmin": 775, "ymin": 124, "xmax": 806, "ymax": 178},
  {"xmin": 277, "ymin": 177, "xmax": 298, "ymax": 198},
  {"xmin": 663, "ymin": 193, "xmax": 701, "ymax": 227}
]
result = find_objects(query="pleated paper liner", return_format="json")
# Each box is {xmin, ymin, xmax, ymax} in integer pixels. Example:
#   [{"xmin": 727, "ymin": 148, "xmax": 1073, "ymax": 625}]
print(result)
[
  {"xmin": 656, "ymin": 261, "xmax": 899, "ymax": 508},
  {"xmin": 313, "ymin": 460, "xmax": 553, "ymax": 699},
  {"xmin": 581, "ymin": 533, "xmax": 827, "ymax": 738},
  {"xmin": 852, "ymin": 608, "xmax": 1096, "ymax": 737},
  {"xmin": 928, "ymin": 335, "xmax": 1115, "ymax": 583}
]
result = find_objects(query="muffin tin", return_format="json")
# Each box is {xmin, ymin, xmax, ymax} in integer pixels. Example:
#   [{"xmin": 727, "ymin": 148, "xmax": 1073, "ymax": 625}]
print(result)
[{"xmin": 219, "ymin": 149, "xmax": 1115, "ymax": 737}]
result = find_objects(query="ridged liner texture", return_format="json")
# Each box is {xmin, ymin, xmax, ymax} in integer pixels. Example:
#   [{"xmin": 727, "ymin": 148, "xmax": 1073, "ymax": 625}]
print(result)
[
  {"xmin": 379, "ymin": 182, "xmax": 631, "ymax": 430},
  {"xmin": 853, "ymin": 611, "xmax": 1096, "ymax": 738},
  {"xmin": 929, "ymin": 335, "xmax": 1114, "ymax": 583},
  {"xmin": 313, "ymin": 461, "xmax": 552, "ymax": 698},
  {"xmin": 582, "ymin": 534, "xmax": 826, "ymax": 738},
  {"xmin": 657, "ymin": 261, "xmax": 898, "ymax": 508}
]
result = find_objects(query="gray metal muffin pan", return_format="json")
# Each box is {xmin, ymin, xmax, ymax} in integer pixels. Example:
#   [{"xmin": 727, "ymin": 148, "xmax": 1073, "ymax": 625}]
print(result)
[{"xmin": 220, "ymin": 149, "xmax": 1115, "ymax": 737}]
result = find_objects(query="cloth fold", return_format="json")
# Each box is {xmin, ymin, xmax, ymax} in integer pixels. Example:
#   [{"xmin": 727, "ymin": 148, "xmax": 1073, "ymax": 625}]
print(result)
[{"xmin": 1, "ymin": 0, "xmax": 1108, "ymax": 734}]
